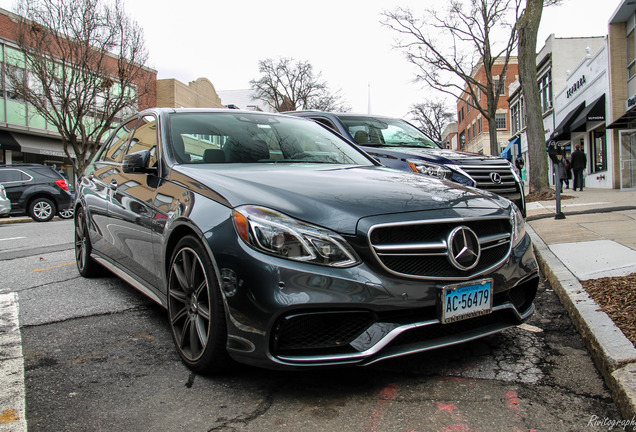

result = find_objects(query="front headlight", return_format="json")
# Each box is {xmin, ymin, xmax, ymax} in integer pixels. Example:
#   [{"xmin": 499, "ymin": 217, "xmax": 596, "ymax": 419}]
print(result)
[
  {"xmin": 233, "ymin": 205, "xmax": 361, "ymax": 267},
  {"xmin": 511, "ymin": 205, "xmax": 526, "ymax": 247},
  {"xmin": 406, "ymin": 159, "xmax": 453, "ymax": 180}
]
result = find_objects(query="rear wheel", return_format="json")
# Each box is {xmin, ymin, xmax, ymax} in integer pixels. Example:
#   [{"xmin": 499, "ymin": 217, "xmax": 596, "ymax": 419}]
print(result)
[
  {"xmin": 168, "ymin": 235, "xmax": 231, "ymax": 373},
  {"xmin": 58, "ymin": 208, "xmax": 74, "ymax": 219},
  {"xmin": 74, "ymin": 207, "xmax": 101, "ymax": 277},
  {"xmin": 29, "ymin": 197, "xmax": 55, "ymax": 222}
]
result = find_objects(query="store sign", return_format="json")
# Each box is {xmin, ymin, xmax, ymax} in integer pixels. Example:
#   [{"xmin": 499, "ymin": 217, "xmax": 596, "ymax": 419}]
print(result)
[{"xmin": 566, "ymin": 75, "xmax": 586, "ymax": 99}]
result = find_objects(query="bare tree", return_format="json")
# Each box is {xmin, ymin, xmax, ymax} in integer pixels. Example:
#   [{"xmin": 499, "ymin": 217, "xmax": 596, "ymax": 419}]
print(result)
[
  {"xmin": 250, "ymin": 57, "xmax": 349, "ymax": 112},
  {"xmin": 382, "ymin": 0, "xmax": 521, "ymax": 155},
  {"xmin": 517, "ymin": 0, "xmax": 561, "ymax": 195},
  {"xmin": 7, "ymin": 0, "xmax": 153, "ymax": 175},
  {"xmin": 409, "ymin": 99, "xmax": 455, "ymax": 143}
]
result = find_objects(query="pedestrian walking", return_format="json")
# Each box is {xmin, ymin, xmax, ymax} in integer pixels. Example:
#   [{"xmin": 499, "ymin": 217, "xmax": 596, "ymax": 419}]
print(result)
[
  {"xmin": 556, "ymin": 155, "xmax": 569, "ymax": 192},
  {"xmin": 570, "ymin": 144, "xmax": 587, "ymax": 191}
]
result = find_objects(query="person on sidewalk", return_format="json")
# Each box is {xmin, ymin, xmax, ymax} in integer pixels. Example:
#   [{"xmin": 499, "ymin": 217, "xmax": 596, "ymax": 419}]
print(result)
[
  {"xmin": 556, "ymin": 155, "xmax": 569, "ymax": 192},
  {"xmin": 571, "ymin": 144, "xmax": 587, "ymax": 191}
]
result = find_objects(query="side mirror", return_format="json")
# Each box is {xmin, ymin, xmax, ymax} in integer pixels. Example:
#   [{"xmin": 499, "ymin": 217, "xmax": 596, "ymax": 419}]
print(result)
[{"xmin": 123, "ymin": 150, "xmax": 157, "ymax": 174}]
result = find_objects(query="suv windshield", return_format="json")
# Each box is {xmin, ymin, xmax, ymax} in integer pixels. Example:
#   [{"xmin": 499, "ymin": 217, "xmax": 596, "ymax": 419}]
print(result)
[
  {"xmin": 340, "ymin": 116, "xmax": 439, "ymax": 149},
  {"xmin": 169, "ymin": 112, "xmax": 375, "ymax": 166}
]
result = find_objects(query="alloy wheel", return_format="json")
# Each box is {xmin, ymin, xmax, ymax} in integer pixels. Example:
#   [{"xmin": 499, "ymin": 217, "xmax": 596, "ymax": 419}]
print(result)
[{"xmin": 168, "ymin": 246, "xmax": 211, "ymax": 362}]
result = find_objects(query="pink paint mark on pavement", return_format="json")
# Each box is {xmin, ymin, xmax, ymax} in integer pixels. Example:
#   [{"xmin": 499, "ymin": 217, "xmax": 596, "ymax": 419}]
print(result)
[
  {"xmin": 364, "ymin": 383, "xmax": 399, "ymax": 432},
  {"xmin": 437, "ymin": 402, "xmax": 474, "ymax": 432}
]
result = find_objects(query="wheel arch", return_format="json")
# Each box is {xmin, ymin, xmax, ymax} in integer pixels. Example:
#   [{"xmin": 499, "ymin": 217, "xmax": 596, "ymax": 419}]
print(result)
[
  {"xmin": 163, "ymin": 221, "xmax": 224, "ymax": 294},
  {"xmin": 26, "ymin": 192, "xmax": 58, "ymax": 214}
]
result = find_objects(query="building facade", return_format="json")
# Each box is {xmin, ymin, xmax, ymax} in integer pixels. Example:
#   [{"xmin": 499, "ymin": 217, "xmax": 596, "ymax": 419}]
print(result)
[
  {"xmin": 0, "ymin": 8, "xmax": 157, "ymax": 183},
  {"xmin": 156, "ymin": 78, "xmax": 224, "ymax": 109},
  {"xmin": 607, "ymin": 0, "xmax": 636, "ymax": 189},
  {"xmin": 456, "ymin": 57, "xmax": 518, "ymax": 155},
  {"xmin": 508, "ymin": 34, "xmax": 607, "ymax": 186}
]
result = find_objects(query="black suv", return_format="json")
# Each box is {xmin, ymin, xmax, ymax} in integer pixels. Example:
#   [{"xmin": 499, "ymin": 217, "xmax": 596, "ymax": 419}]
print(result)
[
  {"xmin": 287, "ymin": 111, "xmax": 525, "ymax": 216},
  {"xmin": 0, "ymin": 164, "xmax": 73, "ymax": 222}
]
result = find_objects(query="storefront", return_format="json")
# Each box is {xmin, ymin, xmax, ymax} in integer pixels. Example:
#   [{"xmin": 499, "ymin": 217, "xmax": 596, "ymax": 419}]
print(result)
[
  {"xmin": 0, "ymin": 130, "xmax": 76, "ymax": 187},
  {"xmin": 548, "ymin": 41, "xmax": 611, "ymax": 189},
  {"xmin": 607, "ymin": 103, "xmax": 636, "ymax": 189}
]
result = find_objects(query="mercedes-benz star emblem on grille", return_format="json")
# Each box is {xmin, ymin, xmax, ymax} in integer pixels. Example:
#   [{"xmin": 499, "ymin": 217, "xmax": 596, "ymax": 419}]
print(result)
[
  {"xmin": 447, "ymin": 226, "xmax": 481, "ymax": 271},
  {"xmin": 490, "ymin": 172, "xmax": 502, "ymax": 184}
]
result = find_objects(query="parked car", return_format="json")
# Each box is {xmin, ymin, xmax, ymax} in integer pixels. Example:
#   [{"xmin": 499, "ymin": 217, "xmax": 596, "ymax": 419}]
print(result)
[
  {"xmin": 57, "ymin": 192, "xmax": 75, "ymax": 219},
  {"xmin": 0, "ymin": 163, "xmax": 73, "ymax": 222},
  {"xmin": 286, "ymin": 111, "xmax": 526, "ymax": 216},
  {"xmin": 0, "ymin": 184, "xmax": 11, "ymax": 217},
  {"xmin": 75, "ymin": 108, "xmax": 538, "ymax": 373}
]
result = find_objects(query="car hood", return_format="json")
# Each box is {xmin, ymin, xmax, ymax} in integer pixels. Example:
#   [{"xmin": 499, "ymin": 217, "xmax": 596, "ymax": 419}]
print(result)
[
  {"xmin": 361, "ymin": 146, "xmax": 510, "ymax": 165},
  {"xmin": 173, "ymin": 164, "xmax": 509, "ymax": 234}
]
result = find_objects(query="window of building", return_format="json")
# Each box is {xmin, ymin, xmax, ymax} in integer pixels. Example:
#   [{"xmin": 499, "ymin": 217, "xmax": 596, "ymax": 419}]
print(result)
[
  {"xmin": 539, "ymin": 72, "xmax": 552, "ymax": 112},
  {"xmin": 467, "ymin": 128, "xmax": 471, "ymax": 142},
  {"xmin": 495, "ymin": 113, "xmax": 507, "ymax": 129},
  {"xmin": 511, "ymin": 102, "xmax": 520, "ymax": 135},
  {"xmin": 472, "ymin": 123, "xmax": 476, "ymax": 140},
  {"xmin": 494, "ymin": 78, "xmax": 505, "ymax": 96},
  {"xmin": 591, "ymin": 130, "xmax": 607, "ymax": 173},
  {"xmin": 467, "ymin": 98, "xmax": 471, "ymax": 113},
  {"xmin": 629, "ymin": 28, "xmax": 636, "ymax": 79},
  {"xmin": 459, "ymin": 131, "xmax": 465, "ymax": 148},
  {"xmin": 478, "ymin": 118, "xmax": 482, "ymax": 133}
]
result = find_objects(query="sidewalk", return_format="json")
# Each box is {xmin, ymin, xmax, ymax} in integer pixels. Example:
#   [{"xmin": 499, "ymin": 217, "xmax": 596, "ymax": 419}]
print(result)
[{"xmin": 525, "ymin": 187, "xmax": 636, "ymax": 421}]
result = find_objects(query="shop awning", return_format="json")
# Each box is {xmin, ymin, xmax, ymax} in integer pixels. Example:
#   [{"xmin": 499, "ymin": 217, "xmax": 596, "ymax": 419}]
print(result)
[
  {"xmin": 607, "ymin": 106, "xmax": 636, "ymax": 129},
  {"xmin": 571, "ymin": 94, "xmax": 605, "ymax": 132},
  {"xmin": 0, "ymin": 130, "xmax": 21, "ymax": 151},
  {"xmin": 500, "ymin": 136, "xmax": 521, "ymax": 160},
  {"xmin": 549, "ymin": 102, "xmax": 586, "ymax": 142},
  {"xmin": 6, "ymin": 131, "xmax": 75, "ymax": 158}
]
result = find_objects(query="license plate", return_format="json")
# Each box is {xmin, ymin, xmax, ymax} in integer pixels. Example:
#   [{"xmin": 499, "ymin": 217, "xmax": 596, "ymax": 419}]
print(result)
[{"xmin": 441, "ymin": 279, "xmax": 493, "ymax": 324}]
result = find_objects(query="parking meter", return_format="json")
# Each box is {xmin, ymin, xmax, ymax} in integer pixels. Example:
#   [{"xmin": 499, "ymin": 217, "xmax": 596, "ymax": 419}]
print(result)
[{"xmin": 546, "ymin": 141, "xmax": 566, "ymax": 219}]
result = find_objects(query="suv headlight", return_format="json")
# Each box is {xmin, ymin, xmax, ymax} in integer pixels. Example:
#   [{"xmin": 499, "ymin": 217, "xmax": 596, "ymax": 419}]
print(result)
[
  {"xmin": 511, "ymin": 205, "xmax": 526, "ymax": 247},
  {"xmin": 407, "ymin": 159, "xmax": 453, "ymax": 180},
  {"xmin": 233, "ymin": 205, "xmax": 361, "ymax": 267}
]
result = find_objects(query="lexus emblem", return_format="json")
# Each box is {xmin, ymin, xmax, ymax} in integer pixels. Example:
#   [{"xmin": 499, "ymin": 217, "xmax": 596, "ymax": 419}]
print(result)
[
  {"xmin": 490, "ymin": 172, "xmax": 502, "ymax": 184},
  {"xmin": 447, "ymin": 226, "xmax": 481, "ymax": 271}
]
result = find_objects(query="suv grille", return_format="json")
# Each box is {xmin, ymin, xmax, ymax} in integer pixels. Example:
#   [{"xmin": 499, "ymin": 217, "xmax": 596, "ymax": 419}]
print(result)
[
  {"xmin": 461, "ymin": 164, "xmax": 518, "ymax": 195},
  {"xmin": 368, "ymin": 217, "xmax": 512, "ymax": 280}
]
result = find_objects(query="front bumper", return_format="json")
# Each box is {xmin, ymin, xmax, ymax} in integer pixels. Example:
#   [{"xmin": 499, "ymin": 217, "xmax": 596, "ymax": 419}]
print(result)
[{"xmin": 208, "ymin": 226, "xmax": 539, "ymax": 370}]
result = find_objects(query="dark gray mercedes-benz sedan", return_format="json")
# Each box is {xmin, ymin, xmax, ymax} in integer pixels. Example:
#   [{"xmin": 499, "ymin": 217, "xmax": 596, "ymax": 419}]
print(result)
[{"xmin": 74, "ymin": 108, "xmax": 538, "ymax": 372}]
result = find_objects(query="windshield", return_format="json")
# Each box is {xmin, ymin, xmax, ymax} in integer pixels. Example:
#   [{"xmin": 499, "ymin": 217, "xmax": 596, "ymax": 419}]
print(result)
[
  {"xmin": 168, "ymin": 112, "xmax": 375, "ymax": 166},
  {"xmin": 340, "ymin": 116, "xmax": 439, "ymax": 149}
]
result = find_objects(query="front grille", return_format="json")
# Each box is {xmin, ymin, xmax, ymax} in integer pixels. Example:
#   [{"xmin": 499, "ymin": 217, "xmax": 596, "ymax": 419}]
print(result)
[
  {"xmin": 274, "ymin": 311, "xmax": 375, "ymax": 355},
  {"xmin": 461, "ymin": 164, "xmax": 519, "ymax": 194},
  {"xmin": 369, "ymin": 217, "xmax": 512, "ymax": 280}
]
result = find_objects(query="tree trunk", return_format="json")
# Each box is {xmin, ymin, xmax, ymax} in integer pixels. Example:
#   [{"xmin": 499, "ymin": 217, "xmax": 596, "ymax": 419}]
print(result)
[{"xmin": 518, "ymin": 0, "xmax": 550, "ymax": 194}]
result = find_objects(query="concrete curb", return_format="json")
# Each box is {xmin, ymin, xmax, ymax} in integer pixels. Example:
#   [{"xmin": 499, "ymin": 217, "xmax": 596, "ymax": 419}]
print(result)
[
  {"xmin": 526, "ymin": 225, "xmax": 636, "ymax": 420},
  {"xmin": 0, "ymin": 217, "xmax": 34, "ymax": 225}
]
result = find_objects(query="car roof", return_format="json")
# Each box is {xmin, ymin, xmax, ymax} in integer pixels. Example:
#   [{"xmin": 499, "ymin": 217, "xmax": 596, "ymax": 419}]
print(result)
[{"xmin": 289, "ymin": 111, "xmax": 402, "ymax": 121}]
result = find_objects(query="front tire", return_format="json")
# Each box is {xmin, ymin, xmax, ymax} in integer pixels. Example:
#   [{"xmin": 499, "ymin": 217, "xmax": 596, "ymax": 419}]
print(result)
[
  {"xmin": 168, "ymin": 235, "xmax": 231, "ymax": 373},
  {"xmin": 74, "ymin": 207, "xmax": 101, "ymax": 277},
  {"xmin": 29, "ymin": 197, "xmax": 55, "ymax": 222}
]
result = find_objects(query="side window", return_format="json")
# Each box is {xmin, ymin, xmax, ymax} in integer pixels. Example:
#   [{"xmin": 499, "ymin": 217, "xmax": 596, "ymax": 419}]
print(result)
[
  {"xmin": 126, "ymin": 115, "xmax": 158, "ymax": 168},
  {"xmin": 102, "ymin": 118, "xmax": 139, "ymax": 163},
  {"xmin": 311, "ymin": 117, "xmax": 338, "ymax": 132},
  {"xmin": 0, "ymin": 169, "xmax": 27, "ymax": 183}
]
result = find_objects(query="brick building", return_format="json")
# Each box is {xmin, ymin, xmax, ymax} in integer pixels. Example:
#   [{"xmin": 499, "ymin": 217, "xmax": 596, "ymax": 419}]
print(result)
[
  {"xmin": 0, "ymin": 7, "xmax": 157, "ymax": 182},
  {"xmin": 456, "ymin": 58, "xmax": 518, "ymax": 155}
]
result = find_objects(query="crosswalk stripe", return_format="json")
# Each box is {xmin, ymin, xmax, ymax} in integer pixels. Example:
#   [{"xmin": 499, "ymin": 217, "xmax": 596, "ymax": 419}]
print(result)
[{"xmin": 0, "ymin": 293, "xmax": 27, "ymax": 432}]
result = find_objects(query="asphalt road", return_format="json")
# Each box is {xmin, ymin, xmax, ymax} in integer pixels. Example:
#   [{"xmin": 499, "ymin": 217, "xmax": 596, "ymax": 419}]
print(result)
[{"xmin": 0, "ymin": 219, "xmax": 627, "ymax": 431}]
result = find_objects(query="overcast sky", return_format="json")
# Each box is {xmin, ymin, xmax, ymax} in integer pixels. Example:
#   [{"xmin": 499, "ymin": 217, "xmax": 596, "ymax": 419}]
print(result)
[{"xmin": 0, "ymin": 0, "xmax": 618, "ymax": 118}]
